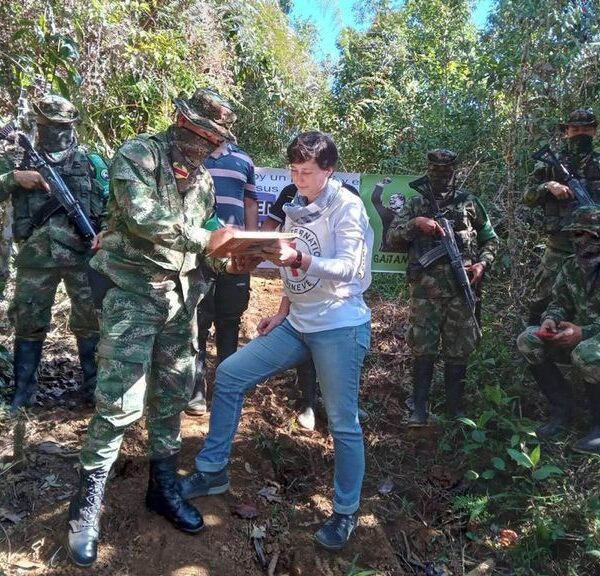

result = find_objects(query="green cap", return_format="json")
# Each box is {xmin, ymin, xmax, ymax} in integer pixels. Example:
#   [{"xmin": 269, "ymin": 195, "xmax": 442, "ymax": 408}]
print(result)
[
  {"xmin": 173, "ymin": 88, "xmax": 236, "ymax": 142},
  {"xmin": 32, "ymin": 95, "xmax": 80, "ymax": 124},
  {"xmin": 559, "ymin": 108, "xmax": 597, "ymax": 131},
  {"xmin": 427, "ymin": 149, "xmax": 458, "ymax": 166}
]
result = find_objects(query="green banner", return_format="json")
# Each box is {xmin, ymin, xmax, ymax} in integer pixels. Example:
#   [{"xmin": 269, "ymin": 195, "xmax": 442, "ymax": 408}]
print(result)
[{"xmin": 360, "ymin": 173, "xmax": 418, "ymax": 273}]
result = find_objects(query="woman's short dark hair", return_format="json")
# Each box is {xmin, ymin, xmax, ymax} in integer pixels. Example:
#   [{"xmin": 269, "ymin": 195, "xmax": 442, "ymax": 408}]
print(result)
[{"xmin": 286, "ymin": 131, "xmax": 338, "ymax": 170}]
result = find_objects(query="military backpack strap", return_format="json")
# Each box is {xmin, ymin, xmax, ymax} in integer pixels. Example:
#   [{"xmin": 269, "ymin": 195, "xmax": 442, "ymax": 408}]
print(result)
[{"xmin": 87, "ymin": 153, "xmax": 110, "ymax": 196}]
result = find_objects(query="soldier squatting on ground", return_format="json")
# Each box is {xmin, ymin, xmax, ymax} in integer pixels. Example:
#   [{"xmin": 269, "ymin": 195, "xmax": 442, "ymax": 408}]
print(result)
[{"xmin": 517, "ymin": 206, "xmax": 600, "ymax": 453}]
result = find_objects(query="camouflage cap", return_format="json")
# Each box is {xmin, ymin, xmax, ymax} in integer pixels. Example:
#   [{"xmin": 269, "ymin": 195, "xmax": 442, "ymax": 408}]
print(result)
[
  {"xmin": 559, "ymin": 108, "xmax": 597, "ymax": 131},
  {"xmin": 173, "ymin": 88, "xmax": 236, "ymax": 141},
  {"xmin": 427, "ymin": 149, "xmax": 458, "ymax": 166},
  {"xmin": 564, "ymin": 206, "xmax": 600, "ymax": 235},
  {"xmin": 32, "ymin": 95, "xmax": 80, "ymax": 124}
]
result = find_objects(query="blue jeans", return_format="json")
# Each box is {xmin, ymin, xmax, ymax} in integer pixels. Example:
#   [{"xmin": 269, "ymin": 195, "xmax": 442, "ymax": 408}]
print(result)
[{"xmin": 195, "ymin": 319, "xmax": 371, "ymax": 514}]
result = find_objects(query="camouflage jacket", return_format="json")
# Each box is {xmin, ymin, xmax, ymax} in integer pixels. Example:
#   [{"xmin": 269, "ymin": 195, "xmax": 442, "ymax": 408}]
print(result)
[
  {"xmin": 542, "ymin": 256, "xmax": 600, "ymax": 341},
  {"xmin": 90, "ymin": 131, "xmax": 225, "ymax": 309},
  {"xmin": 386, "ymin": 191, "xmax": 499, "ymax": 299},
  {"xmin": 0, "ymin": 146, "xmax": 107, "ymax": 268},
  {"xmin": 524, "ymin": 150, "xmax": 600, "ymax": 253}
]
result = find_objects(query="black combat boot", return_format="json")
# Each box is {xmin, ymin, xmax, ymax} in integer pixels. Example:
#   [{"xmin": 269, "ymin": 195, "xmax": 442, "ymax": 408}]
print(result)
[
  {"xmin": 186, "ymin": 352, "xmax": 208, "ymax": 415},
  {"xmin": 444, "ymin": 363, "xmax": 467, "ymax": 418},
  {"xmin": 67, "ymin": 467, "xmax": 109, "ymax": 567},
  {"xmin": 76, "ymin": 337, "xmax": 98, "ymax": 404},
  {"xmin": 408, "ymin": 359, "xmax": 435, "ymax": 426},
  {"xmin": 146, "ymin": 454, "xmax": 204, "ymax": 533},
  {"xmin": 10, "ymin": 339, "xmax": 44, "ymax": 416},
  {"xmin": 572, "ymin": 384, "xmax": 600, "ymax": 454},
  {"xmin": 529, "ymin": 362, "xmax": 574, "ymax": 438}
]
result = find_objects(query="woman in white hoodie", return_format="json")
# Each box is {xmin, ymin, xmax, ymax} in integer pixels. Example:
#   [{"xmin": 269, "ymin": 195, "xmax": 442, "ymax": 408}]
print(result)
[{"xmin": 179, "ymin": 131, "xmax": 373, "ymax": 550}]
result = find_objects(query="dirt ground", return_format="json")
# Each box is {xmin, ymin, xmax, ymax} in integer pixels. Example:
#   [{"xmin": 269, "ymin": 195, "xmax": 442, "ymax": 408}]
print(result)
[{"xmin": 0, "ymin": 270, "xmax": 490, "ymax": 576}]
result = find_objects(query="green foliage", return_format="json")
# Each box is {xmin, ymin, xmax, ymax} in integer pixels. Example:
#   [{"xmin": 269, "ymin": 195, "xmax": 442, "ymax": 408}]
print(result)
[{"xmin": 441, "ymin": 296, "xmax": 600, "ymax": 574}]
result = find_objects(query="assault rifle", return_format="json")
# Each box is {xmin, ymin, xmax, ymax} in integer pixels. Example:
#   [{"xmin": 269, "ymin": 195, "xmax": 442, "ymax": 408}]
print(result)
[
  {"xmin": 0, "ymin": 121, "xmax": 97, "ymax": 242},
  {"xmin": 532, "ymin": 144, "xmax": 596, "ymax": 206},
  {"xmin": 409, "ymin": 175, "xmax": 482, "ymax": 339}
]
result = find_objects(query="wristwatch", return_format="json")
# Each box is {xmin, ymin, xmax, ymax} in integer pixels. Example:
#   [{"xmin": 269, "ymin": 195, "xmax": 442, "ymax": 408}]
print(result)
[{"xmin": 290, "ymin": 250, "xmax": 303, "ymax": 269}]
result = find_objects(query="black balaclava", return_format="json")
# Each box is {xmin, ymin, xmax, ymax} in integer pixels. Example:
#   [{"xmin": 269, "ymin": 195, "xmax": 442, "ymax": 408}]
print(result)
[
  {"xmin": 168, "ymin": 125, "xmax": 219, "ymax": 170},
  {"xmin": 567, "ymin": 134, "xmax": 594, "ymax": 156},
  {"xmin": 37, "ymin": 123, "xmax": 75, "ymax": 154},
  {"xmin": 427, "ymin": 164, "xmax": 456, "ymax": 204}
]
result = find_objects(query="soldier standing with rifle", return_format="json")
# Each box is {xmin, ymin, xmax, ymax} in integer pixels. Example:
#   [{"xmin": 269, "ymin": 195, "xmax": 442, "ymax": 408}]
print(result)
[
  {"xmin": 0, "ymin": 95, "xmax": 108, "ymax": 414},
  {"xmin": 386, "ymin": 149, "xmax": 499, "ymax": 425},
  {"xmin": 525, "ymin": 109, "xmax": 600, "ymax": 325}
]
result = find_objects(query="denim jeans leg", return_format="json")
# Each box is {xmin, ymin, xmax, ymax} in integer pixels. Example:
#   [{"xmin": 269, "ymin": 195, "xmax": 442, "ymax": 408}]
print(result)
[
  {"xmin": 196, "ymin": 320, "xmax": 310, "ymax": 472},
  {"xmin": 308, "ymin": 322, "xmax": 371, "ymax": 514}
]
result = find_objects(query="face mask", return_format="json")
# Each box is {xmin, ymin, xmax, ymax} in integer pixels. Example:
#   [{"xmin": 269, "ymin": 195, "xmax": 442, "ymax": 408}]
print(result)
[
  {"xmin": 427, "ymin": 167, "xmax": 455, "ymax": 202},
  {"xmin": 37, "ymin": 124, "xmax": 75, "ymax": 152},
  {"xmin": 567, "ymin": 134, "xmax": 594, "ymax": 156},
  {"xmin": 169, "ymin": 125, "xmax": 218, "ymax": 167},
  {"xmin": 574, "ymin": 233, "xmax": 600, "ymax": 273}
]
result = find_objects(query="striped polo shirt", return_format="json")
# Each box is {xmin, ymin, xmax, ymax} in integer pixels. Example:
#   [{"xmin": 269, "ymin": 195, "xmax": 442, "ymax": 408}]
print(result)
[{"xmin": 203, "ymin": 144, "xmax": 257, "ymax": 228}]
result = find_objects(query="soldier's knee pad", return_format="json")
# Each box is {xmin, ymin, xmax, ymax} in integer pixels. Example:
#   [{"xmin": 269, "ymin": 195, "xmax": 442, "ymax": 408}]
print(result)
[{"xmin": 571, "ymin": 339, "xmax": 600, "ymax": 383}]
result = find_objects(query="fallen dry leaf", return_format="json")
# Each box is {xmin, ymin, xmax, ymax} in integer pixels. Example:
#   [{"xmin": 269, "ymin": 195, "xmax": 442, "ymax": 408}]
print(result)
[
  {"xmin": 0, "ymin": 507, "xmax": 26, "ymax": 524},
  {"xmin": 258, "ymin": 485, "xmax": 283, "ymax": 503},
  {"xmin": 497, "ymin": 528, "xmax": 519, "ymax": 548},
  {"xmin": 232, "ymin": 503, "xmax": 259, "ymax": 519},
  {"xmin": 378, "ymin": 477, "xmax": 395, "ymax": 495}
]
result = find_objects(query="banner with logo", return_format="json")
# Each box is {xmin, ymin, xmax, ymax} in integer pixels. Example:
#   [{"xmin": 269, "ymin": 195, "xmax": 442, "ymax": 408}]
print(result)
[{"xmin": 255, "ymin": 168, "xmax": 418, "ymax": 273}]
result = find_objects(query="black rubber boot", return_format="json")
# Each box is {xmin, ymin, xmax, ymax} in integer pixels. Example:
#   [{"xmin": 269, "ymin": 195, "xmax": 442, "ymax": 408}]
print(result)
[
  {"xmin": 146, "ymin": 454, "xmax": 204, "ymax": 533},
  {"xmin": 573, "ymin": 384, "xmax": 600, "ymax": 454},
  {"xmin": 186, "ymin": 352, "xmax": 208, "ymax": 415},
  {"xmin": 67, "ymin": 467, "xmax": 109, "ymax": 567},
  {"xmin": 10, "ymin": 339, "xmax": 44, "ymax": 416},
  {"xmin": 408, "ymin": 359, "xmax": 435, "ymax": 426},
  {"xmin": 444, "ymin": 363, "xmax": 467, "ymax": 418},
  {"xmin": 529, "ymin": 362, "xmax": 574, "ymax": 438},
  {"xmin": 76, "ymin": 337, "xmax": 98, "ymax": 405}
]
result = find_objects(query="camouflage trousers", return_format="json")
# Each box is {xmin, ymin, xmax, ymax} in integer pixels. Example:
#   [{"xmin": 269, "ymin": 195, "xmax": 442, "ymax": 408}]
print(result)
[
  {"xmin": 9, "ymin": 266, "xmax": 99, "ymax": 340},
  {"xmin": 407, "ymin": 296, "xmax": 478, "ymax": 362},
  {"xmin": 79, "ymin": 285, "xmax": 196, "ymax": 471},
  {"xmin": 529, "ymin": 247, "xmax": 571, "ymax": 317},
  {"xmin": 517, "ymin": 326, "xmax": 600, "ymax": 385}
]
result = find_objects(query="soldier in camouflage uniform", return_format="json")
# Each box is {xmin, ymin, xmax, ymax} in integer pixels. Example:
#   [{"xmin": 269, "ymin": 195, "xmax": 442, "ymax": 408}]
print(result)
[
  {"xmin": 517, "ymin": 206, "xmax": 600, "ymax": 452},
  {"xmin": 0, "ymin": 95, "xmax": 108, "ymax": 414},
  {"xmin": 525, "ymin": 109, "xmax": 600, "ymax": 324},
  {"xmin": 386, "ymin": 149, "xmax": 499, "ymax": 425},
  {"xmin": 66, "ymin": 88, "xmax": 244, "ymax": 568}
]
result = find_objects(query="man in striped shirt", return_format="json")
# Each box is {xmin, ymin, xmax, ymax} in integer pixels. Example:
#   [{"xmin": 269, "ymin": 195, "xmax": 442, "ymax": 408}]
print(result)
[{"xmin": 186, "ymin": 141, "xmax": 258, "ymax": 414}]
